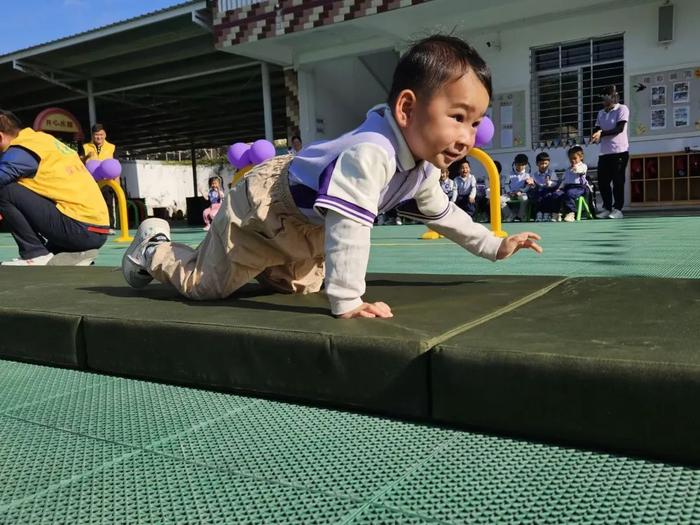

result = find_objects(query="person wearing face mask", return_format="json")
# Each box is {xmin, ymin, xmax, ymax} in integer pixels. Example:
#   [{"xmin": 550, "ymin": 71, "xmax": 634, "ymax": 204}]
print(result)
[{"xmin": 590, "ymin": 85, "xmax": 629, "ymax": 219}]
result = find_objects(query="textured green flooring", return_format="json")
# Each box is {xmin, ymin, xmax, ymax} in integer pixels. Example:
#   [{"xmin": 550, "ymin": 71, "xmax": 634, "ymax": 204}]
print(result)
[
  {"xmin": 1, "ymin": 215, "xmax": 699, "ymax": 279},
  {"xmin": 1, "ymin": 359, "xmax": 699, "ymax": 524},
  {"xmin": 2, "ymin": 216, "xmax": 700, "ymax": 522}
]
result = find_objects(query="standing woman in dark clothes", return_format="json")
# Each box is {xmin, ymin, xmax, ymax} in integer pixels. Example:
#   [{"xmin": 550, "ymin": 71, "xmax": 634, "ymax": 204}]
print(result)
[{"xmin": 590, "ymin": 85, "xmax": 629, "ymax": 219}]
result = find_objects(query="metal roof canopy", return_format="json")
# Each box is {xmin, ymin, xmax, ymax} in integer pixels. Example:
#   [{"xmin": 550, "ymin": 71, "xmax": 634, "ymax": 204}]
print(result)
[{"xmin": 0, "ymin": 1, "xmax": 286, "ymax": 157}]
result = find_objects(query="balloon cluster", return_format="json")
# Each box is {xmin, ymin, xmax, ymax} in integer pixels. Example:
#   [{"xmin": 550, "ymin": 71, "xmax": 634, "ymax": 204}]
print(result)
[
  {"xmin": 86, "ymin": 159, "xmax": 122, "ymax": 181},
  {"xmin": 227, "ymin": 139, "xmax": 276, "ymax": 169},
  {"xmin": 474, "ymin": 115, "xmax": 494, "ymax": 148}
]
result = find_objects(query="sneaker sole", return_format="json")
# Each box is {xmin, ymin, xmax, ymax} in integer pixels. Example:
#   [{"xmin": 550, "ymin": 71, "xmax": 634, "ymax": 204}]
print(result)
[{"xmin": 48, "ymin": 250, "xmax": 99, "ymax": 266}]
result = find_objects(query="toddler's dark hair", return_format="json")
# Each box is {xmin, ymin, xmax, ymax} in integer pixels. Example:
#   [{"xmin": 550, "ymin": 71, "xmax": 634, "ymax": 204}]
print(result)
[
  {"xmin": 535, "ymin": 152, "xmax": 550, "ymax": 163},
  {"xmin": 0, "ymin": 110, "xmax": 21, "ymax": 134},
  {"xmin": 568, "ymin": 145, "xmax": 584, "ymax": 158},
  {"xmin": 388, "ymin": 35, "xmax": 492, "ymax": 107}
]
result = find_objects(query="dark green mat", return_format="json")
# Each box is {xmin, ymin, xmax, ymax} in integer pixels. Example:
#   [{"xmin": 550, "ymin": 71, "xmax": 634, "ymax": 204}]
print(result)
[
  {"xmin": 1, "ymin": 267, "xmax": 699, "ymax": 465},
  {"xmin": 0, "ymin": 267, "xmax": 559, "ymax": 418},
  {"xmin": 433, "ymin": 277, "xmax": 700, "ymax": 465}
]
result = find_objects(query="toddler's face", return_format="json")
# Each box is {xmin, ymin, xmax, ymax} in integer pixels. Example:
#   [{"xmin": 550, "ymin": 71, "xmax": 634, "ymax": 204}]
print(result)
[
  {"xmin": 514, "ymin": 163, "xmax": 527, "ymax": 173},
  {"xmin": 537, "ymin": 160, "xmax": 549, "ymax": 172},
  {"xmin": 460, "ymin": 162, "xmax": 471, "ymax": 176},
  {"xmin": 211, "ymin": 179, "xmax": 220, "ymax": 189},
  {"xmin": 396, "ymin": 69, "xmax": 489, "ymax": 170},
  {"xmin": 569, "ymin": 152, "xmax": 584, "ymax": 166}
]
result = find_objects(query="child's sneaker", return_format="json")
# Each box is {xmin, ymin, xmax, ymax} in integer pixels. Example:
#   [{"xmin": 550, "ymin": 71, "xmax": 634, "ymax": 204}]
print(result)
[
  {"xmin": 1, "ymin": 253, "xmax": 54, "ymax": 266},
  {"xmin": 535, "ymin": 212, "xmax": 543, "ymax": 222},
  {"xmin": 597, "ymin": 208, "xmax": 611, "ymax": 219},
  {"xmin": 563, "ymin": 212, "xmax": 575, "ymax": 222},
  {"xmin": 608, "ymin": 209, "xmax": 624, "ymax": 219},
  {"xmin": 553, "ymin": 213, "xmax": 562, "ymax": 222},
  {"xmin": 122, "ymin": 218, "xmax": 171, "ymax": 288},
  {"xmin": 543, "ymin": 213, "xmax": 552, "ymax": 222}
]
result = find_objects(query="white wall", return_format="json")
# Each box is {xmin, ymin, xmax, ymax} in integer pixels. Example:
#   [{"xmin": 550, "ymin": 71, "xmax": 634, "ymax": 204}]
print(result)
[
  {"xmin": 473, "ymin": 0, "xmax": 700, "ymax": 177},
  {"xmin": 302, "ymin": 50, "xmax": 397, "ymax": 142},
  {"xmin": 121, "ymin": 161, "xmax": 236, "ymax": 216},
  {"xmin": 295, "ymin": 0, "xmax": 700, "ymax": 205}
]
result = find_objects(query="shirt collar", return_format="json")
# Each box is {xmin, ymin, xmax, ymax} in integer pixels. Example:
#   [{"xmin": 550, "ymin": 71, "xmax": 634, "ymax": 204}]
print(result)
[{"xmin": 368, "ymin": 103, "xmax": 418, "ymax": 172}]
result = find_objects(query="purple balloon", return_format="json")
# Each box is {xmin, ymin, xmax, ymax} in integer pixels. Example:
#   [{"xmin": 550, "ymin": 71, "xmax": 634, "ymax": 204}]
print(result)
[
  {"xmin": 248, "ymin": 139, "xmax": 276, "ymax": 165},
  {"xmin": 239, "ymin": 149, "xmax": 251, "ymax": 167},
  {"xmin": 100, "ymin": 159, "xmax": 122, "ymax": 180},
  {"xmin": 475, "ymin": 115, "xmax": 494, "ymax": 147},
  {"xmin": 227, "ymin": 142, "xmax": 251, "ymax": 169},
  {"xmin": 86, "ymin": 159, "xmax": 101, "ymax": 175}
]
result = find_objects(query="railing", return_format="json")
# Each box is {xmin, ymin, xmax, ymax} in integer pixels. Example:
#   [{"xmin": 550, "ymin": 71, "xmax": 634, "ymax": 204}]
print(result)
[{"xmin": 217, "ymin": 0, "xmax": 265, "ymax": 12}]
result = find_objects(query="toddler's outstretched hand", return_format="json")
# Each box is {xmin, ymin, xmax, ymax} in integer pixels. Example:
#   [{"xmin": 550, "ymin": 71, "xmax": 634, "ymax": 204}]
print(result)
[
  {"xmin": 497, "ymin": 232, "xmax": 543, "ymax": 260},
  {"xmin": 338, "ymin": 302, "xmax": 393, "ymax": 319}
]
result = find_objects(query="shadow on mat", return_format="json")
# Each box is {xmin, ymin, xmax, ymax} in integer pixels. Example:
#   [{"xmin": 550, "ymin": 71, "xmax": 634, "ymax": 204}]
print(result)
[
  {"xmin": 80, "ymin": 284, "xmax": 331, "ymax": 316},
  {"xmin": 366, "ymin": 279, "xmax": 487, "ymax": 287}
]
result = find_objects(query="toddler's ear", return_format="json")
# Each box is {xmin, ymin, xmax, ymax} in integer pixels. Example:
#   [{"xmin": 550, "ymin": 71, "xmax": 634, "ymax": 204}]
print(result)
[{"xmin": 393, "ymin": 90, "xmax": 417, "ymax": 129}]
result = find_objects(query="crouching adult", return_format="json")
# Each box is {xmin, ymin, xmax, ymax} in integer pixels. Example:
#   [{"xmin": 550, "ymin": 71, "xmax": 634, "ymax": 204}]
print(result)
[{"xmin": 0, "ymin": 110, "xmax": 109, "ymax": 265}]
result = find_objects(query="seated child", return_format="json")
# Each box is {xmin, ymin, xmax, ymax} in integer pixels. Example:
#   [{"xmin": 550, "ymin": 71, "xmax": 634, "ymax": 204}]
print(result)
[
  {"xmin": 529, "ymin": 151, "xmax": 560, "ymax": 221},
  {"xmin": 439, "ymin": 168, "xmax": 457, "ymax": 202},
  {"xmin": 557, "ymin": 145, "xmax": 589, "ymax": 222},
  {"xmin": 202, "ymin": 176, "xmax": 224, "ymax": 231},
  {"xmin": 454, "ymin": 159, "xmax": 477, "ymax": 218},
  {"xmin": 122, "ymin": 35, "xmax": 542, "ymax": 319},
  {"xmin": 507, "ymin": 153, "xmax": 531, "ymax": 221}
]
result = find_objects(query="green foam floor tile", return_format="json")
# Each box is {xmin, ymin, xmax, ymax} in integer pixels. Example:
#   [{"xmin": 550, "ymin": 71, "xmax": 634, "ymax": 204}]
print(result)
[
  {"xmin": 0, "ymin": 450, "xmax": 364, "ymax": 524},
  {"xmin": 150, "ymin": 399, "xmax": 456, "ymax": 500},
  {"xmin": 342, "ymin": 505, "xmax": 433, "ymax": 524},
  {"xmin": 0, "ymin": 360, "xmax": 111, "ymax": 413},
  {"xmin": 373, "ymin": 432, "xmax": 700, "ymax": 524},
  {"xmin": 5, "ymin": 375, "xmax": 256, "ymax": 448},
  {"xmin": 0, "ymin": 416, "xmax": 134, "ymax": 507}
]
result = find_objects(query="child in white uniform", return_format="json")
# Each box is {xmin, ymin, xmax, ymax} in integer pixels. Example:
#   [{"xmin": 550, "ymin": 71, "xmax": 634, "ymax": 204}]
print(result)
[{"xmin": 122, "ymin": 35, "xmax": 542, "ymax": 319}]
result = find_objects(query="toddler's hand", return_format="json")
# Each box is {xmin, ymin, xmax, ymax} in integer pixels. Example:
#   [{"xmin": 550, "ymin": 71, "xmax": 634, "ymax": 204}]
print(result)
[
  {"xmin": 497, "ymin": 232, "xmax": 543, "ymax": 260},
  {"xmin": 338, "ymin": 302, "xmax": 393, "ymax": 319}
]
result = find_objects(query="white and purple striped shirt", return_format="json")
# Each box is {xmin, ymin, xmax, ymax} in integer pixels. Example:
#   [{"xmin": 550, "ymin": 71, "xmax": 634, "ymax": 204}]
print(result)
[{"xmin": 288, "ymin": 104, "xmax": 449, "ymax": 227}]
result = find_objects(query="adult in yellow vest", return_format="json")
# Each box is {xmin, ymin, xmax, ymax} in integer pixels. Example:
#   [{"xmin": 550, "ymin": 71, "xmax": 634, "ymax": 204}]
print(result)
[
  {"xmin": 82, "ymin": 123, "xmax": 118, "ymax": 229},
  {"xmin": 0, "ymin": 110, "xmax": 109, "ymax": 265}
]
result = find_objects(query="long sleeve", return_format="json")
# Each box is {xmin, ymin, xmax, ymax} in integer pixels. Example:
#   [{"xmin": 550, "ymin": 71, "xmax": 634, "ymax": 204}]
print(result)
[
  {"xmin": 427, "ymin": 203, "xmax": 502, "ymax": 260},
  {"xmin": 313, "ymin": 143, "xmax": 394, "ymax": 227},
  {"xmin": 0, "ymin": 146, "xmax": 39, "ymax": 187},
  {"xmin": 323, "ymin": 210, "xmax": 371, "ymax": 316},
  {"xmin": 468, "ymin": 175, "xmax": 477, "ymax": 199}
]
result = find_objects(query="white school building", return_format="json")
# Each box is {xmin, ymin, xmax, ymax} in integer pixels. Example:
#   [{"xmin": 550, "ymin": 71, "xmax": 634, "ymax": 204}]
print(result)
[{"xmin": 214, "ymin": 0, "xmax": 700, "ymax": 209}]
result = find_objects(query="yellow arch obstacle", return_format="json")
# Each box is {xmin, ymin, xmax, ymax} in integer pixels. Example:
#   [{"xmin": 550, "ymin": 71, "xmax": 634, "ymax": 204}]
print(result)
[
  {"xmin": 421, "ymin": 116, "xmax": 505, "ymax": 240},
  {"xmin": 98, "ymin": 178, "xmax": 133, "ymax": 243},
  {"xmin": 421, "ymin": 145, "xmax": 508, "ymax": 240},
  {"xmin": 86, "ymin": 159, "xmax": 133, "ymax": 243}
]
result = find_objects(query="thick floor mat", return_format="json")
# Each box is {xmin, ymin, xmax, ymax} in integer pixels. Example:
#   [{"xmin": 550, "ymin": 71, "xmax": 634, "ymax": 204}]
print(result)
[
  {"xmin": 433, "ymin": 277, "xmax": 700, "ymax": 465},
  {"xmin": 0, "ymin": 267, "xmax": 559, "ymax": 418}
]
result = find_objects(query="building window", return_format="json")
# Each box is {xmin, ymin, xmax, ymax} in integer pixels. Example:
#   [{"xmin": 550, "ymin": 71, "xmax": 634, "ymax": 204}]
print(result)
[{"xmin": 531, "ymin": 36, "xmax": 624, "ymax": 148}]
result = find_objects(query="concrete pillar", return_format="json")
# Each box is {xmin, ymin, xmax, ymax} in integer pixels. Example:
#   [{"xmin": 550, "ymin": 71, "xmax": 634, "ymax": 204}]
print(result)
[
  {"xmin": 191, "ymin": 147, "xmax": 198, "ymax": 197},
  {"xmin": 297, "ymin": 68, "xmax": 316, "ymax": 143},
  {"xmin": 87, "ymin": 79, "xmax": 97, "ymax": 127},
  {"xmin": 261, "ymin": 62, "xmax": 273, "ymax": 141}
]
